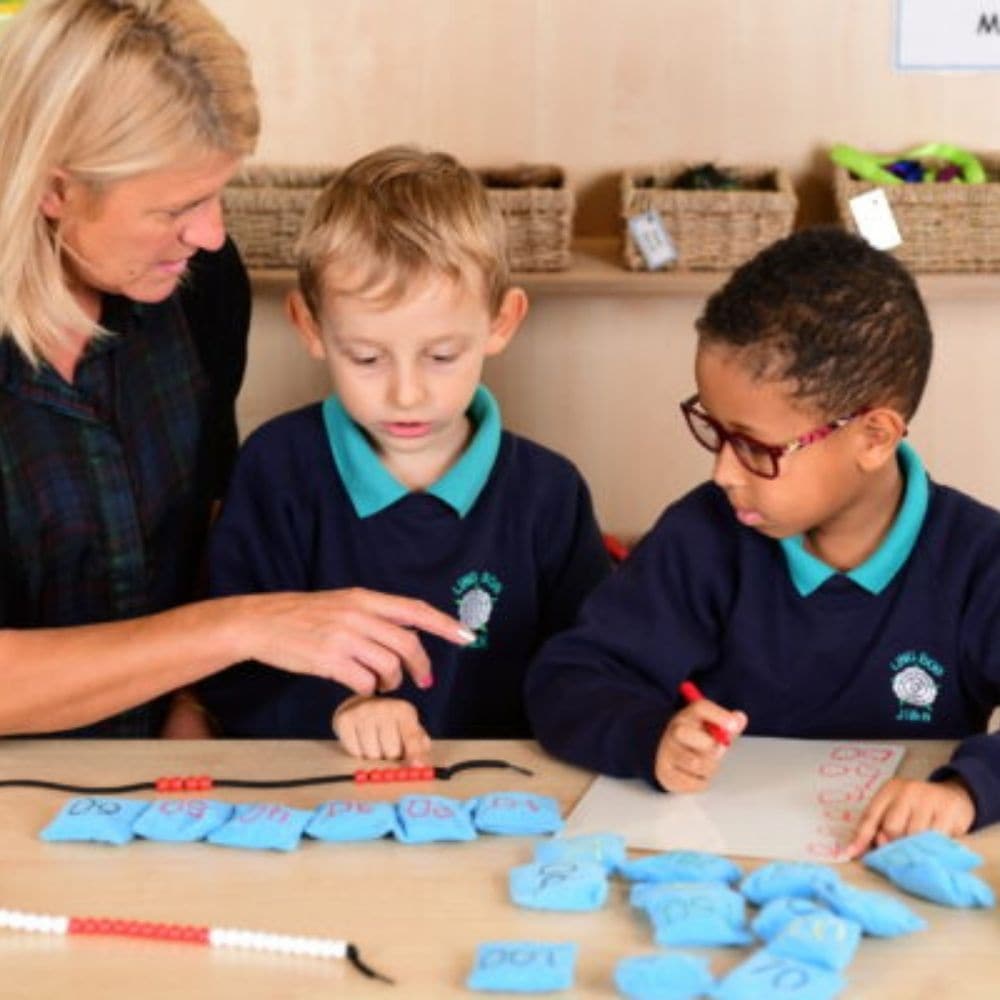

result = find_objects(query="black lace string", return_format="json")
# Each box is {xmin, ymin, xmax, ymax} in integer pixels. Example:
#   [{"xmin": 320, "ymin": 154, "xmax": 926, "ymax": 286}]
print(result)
[{"xmin": 0, "ymin": 758, "xmax": 534, "ymax": 795}]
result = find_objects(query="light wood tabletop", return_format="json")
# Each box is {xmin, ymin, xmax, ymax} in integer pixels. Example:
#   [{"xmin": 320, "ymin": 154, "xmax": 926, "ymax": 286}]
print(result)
[{"xmin": 0, "ymin": 739, "xmax": 997, "ymax": 999}]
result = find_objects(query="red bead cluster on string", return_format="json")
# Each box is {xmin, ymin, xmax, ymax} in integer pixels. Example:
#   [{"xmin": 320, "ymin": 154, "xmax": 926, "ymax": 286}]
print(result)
[
  {"xmin": 353, "ymin": 766, "xmax": 436, "ymax": 783},
  {"xmin": 154, "ymin": 775, "xmax": 214, "ymax": 793},
  {"xmin": 68, "ymin": 916, "xmax": 210, "ymax": 944}
]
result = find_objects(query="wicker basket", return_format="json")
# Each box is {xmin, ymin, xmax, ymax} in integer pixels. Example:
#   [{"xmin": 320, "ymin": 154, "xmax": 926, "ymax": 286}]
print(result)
[
  {"xmin": 833, "ymin": 154, "xmax": 1000, "ymax": 272},
  {"xmin": 479, "ymin": 165, "xmax": 574, "ymax": 271},
  {"xmin": 620, "ymin": 163, "xmax": 797, "ymax": 271},
  {"xmin": 221, "ymin": 165, "xmax": 335, "ymax": 270},
  {"xmin": 222, "ymin": 163, "xmax": 574, "ymax": 272}
]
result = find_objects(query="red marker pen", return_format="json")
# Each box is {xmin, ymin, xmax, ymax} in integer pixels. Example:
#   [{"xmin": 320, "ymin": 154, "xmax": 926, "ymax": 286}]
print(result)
[{"xmin": 678, "ymin": 680, "xmax": 732, "ymax": 747}]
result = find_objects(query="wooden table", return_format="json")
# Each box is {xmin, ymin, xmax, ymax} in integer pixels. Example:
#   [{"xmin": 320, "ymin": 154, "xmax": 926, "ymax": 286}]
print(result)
[{"xmin": 0, "ymin": 739, "xmax": 997, "ymax": 998}]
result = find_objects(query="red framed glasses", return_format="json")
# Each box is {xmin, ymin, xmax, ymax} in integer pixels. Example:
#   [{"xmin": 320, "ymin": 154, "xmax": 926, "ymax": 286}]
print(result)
[{"xmin": 679, "ymin": 395, "xmax": 869, "ymax": 480}]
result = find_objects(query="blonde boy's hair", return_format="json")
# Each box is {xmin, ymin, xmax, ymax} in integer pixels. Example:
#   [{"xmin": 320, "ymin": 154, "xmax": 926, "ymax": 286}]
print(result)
[
  {"xmin": 297, "ymin": 146, "xmax": 510, "ymax": 320},
  {"xmin": 0, "ymin": 0, "xmax": 260, "ymax": 363}
]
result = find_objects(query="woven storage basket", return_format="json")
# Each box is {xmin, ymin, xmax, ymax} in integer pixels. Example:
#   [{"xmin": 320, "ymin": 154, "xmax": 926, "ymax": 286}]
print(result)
[
  {"xmin": 621, "ymin": 163, "xmax": 797, "ymax": 271},
  {"xmin": 222, "ymin": 165, "xmax": 335, "ymax": 270},
  {"xmin": 479, "ymin": 165, "xmax": 574, "ymax": 271},
  {"xmin": 222, "ymin": 163, "xmax": 574, "ymax": 272},
  {"xmin": 833, "ymin": 154, "xmax": 1000, "ymax": 272}
]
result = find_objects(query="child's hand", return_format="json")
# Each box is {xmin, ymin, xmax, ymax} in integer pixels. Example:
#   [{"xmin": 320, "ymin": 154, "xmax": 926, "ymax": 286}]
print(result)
[
  {"xmin": 654, "ymin": 701, "xmax": 747, "ymax": 793},
  {"xmin": 332, "ymin": 695, "xmax": 431, "ymax": 765},
  {"xmin": 160, "ymin": 689, "xmax": 215, "ymax": 739},
  {"xmin": 844, "ymin": 777, "xmax": 976, "ymax": 859}
]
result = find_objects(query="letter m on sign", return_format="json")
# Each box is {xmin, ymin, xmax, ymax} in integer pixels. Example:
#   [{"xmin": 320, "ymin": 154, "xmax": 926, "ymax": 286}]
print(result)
[{"xmin": 978, "ymin": 12, "xmax": 1000, "ymax": 34}]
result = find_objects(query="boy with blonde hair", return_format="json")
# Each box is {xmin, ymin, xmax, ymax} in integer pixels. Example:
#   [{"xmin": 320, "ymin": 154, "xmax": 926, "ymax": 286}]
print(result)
[
  {"xmin": 527, "ymin": 227, "xmax": 1000, "ymax": 854},
  {"xmin": 200, "ymin": 145, "xmax": 609, "ymax": 760}
]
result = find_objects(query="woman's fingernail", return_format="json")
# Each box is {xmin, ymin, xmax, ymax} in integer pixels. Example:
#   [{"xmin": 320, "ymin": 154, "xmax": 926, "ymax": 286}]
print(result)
[
  {"xmin": 458, "ymin": 628, "xmax": 476, "ymax": 644},
  {"xmin": 418, "ymin": 673, "xmax": 434, "ymax": 689}
]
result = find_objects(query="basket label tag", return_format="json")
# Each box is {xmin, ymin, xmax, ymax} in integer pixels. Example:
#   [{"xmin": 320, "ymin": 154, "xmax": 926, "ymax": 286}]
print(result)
[
  {"xmin": 628, "ymin": 210, "xmax": 677, "ymax": 269},
  {"xmin": 848, "ymin": 189, "xmax": 903, "ymax": 251}
]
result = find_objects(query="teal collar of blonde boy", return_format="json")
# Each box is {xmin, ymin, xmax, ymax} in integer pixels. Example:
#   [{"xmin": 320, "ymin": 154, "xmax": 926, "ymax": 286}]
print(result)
[
  {"xmin": 322, "ymin": 384, "xmax": 501, "ymax": 518},
  {"xmin": 780, "ymin": 441, "xmax": 929, "ymax": 597}
]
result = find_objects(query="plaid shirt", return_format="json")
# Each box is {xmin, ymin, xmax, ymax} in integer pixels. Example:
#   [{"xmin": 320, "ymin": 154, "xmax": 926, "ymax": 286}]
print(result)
[{"xmin": 0, "ymin": 241, "xmax": 249, "ymax": 736}]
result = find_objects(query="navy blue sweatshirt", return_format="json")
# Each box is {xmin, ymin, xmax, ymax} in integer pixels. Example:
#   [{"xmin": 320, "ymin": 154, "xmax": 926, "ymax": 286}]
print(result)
[
  {"xmin": 200, "ymin": 387, "xmax": 610, "ymax": 739},
  {"xmin": 526, "ymin": 444, "xmax": 1000, "ymax": 830}
]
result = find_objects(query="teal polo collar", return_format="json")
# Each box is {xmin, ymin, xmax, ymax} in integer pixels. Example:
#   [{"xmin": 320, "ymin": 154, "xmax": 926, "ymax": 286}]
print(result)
[
  {"xmin": 779, "ymin": 441, "xmax": 929, "ymax": 597},
  {"xmin": 321, "ymin": 384, "xmax": 502, "ymax": 519}
]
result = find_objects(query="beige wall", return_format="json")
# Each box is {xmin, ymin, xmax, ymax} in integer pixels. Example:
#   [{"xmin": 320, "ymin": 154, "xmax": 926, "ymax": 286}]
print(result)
[{"xmin": 211, "ymin": 0, "xmax": 1000, "ymax": 537}]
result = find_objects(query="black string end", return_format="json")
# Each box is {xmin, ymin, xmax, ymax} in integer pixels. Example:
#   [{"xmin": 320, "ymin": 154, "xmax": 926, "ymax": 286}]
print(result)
[{"xmin": 347, "ymin": 943, "xmax": 394, "ymax": 984}]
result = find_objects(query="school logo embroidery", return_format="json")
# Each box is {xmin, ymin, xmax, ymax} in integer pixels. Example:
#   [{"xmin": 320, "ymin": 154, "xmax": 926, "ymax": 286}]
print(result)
[
  {"xmin": 452, "ymin": 570, "xmax": 503, "ymax": 649},
  {"xmin": 888, "ymin": 650, "xmax": 943, "ymax": 724}
]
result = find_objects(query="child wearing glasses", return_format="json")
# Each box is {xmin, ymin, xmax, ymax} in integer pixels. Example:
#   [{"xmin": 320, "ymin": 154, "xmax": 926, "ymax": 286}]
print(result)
[{"xmin": 527, "ymin": 226, "xmax": 1000, "ymax": 853}]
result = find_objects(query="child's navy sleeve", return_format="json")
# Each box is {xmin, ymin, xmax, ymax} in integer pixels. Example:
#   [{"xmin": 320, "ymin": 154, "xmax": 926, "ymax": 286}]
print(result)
[
  {"xmin": 525, "ymin": 485, "xmax": 736, "ymax": 784},
  {"xmin": 534, "ymin": 468, "xmax": 611, "ymax": 641},
  {"xmin": 929, "ymin": 522, "xmax": 1000, "ymax": 829}
]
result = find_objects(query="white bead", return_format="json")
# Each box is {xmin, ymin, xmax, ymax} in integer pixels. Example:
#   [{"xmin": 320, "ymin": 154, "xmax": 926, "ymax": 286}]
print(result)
[
  {"xmin": 204, "ymin": 924, "xmax": 346, "ymax": 962},
  {"xmin": 229, "ymin": 930, "xmax": 251, "ymax": 949}
]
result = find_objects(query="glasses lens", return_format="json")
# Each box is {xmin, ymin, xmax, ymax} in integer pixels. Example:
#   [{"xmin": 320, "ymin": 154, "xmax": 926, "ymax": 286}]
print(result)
[
  {"xmin": 731, "ymin": 438, "xmax": 778, "ymax": 479},
  {"xmin": 684, "ymin": 408, "xmax": 721, "ymax": 452}
]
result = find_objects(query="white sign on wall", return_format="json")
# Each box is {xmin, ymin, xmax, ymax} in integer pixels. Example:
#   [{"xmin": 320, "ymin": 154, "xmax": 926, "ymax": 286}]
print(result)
[{"xmin": 896, "ymin": 0, "xmax": 1000, "ymax": 70}]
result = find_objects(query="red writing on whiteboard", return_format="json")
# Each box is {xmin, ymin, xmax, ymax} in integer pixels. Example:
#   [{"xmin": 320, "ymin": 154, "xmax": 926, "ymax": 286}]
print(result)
[{"xmin": 806, "ymin": 744, "xmax": 899, "ymax": 860}]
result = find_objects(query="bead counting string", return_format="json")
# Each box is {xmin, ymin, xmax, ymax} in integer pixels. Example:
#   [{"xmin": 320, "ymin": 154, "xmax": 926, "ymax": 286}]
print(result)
[
  {"xmin": 0, "ymin": 906, "xmax": 393, "ymax": 983},
  {"xmin": 0, "ymin": 758, "xmax": 533, "ymax": 795}
]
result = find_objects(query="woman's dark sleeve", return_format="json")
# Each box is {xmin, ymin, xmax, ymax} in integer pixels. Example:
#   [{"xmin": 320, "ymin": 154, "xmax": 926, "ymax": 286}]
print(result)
[{"xmin": 178, "ymin": 236, "xmax": 251, "ymax": 500}]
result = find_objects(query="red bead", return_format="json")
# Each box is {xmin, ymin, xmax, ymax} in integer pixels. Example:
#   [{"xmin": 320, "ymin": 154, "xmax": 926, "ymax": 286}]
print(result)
[
  {"xmin": 167, "ymin": 777, "xmax": 184, "ymax": 792},
  {"xmin": 155, "ymin": 778, "xmax": 171, "ymax": 792},
  {"xmin": 420, "ymin": 766, "xmax": 436, "ymax": 780},
  {"xmin": 368, "ymin": 769, "xmax": 384, "ymax": 782},
  {"xmin": 354, "ymin": 769, "xmax": 368, "ymax": 783},
  {"xmin": 380, "ymin": 768, "xmax": 397, "ymax": 782},
  {"xmin": 196, "ymin": 775, "xmax": 213, "ymax": 790}
]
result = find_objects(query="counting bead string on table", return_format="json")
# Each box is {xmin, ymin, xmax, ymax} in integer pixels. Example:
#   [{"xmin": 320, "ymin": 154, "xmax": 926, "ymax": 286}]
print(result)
[
  {"xmin": 0, "ymin": 907, "xmax": 392, "ymax": 983},
  {"xmin": 0, "ymin": 757, "xmax": 532, "ymax": 795}
]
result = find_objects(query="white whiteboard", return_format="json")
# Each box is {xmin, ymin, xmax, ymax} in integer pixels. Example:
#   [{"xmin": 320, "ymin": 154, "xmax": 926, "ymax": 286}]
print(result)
[{"xmin": 563, "ymin": 738, "xmax": 906, "ymax": 864}]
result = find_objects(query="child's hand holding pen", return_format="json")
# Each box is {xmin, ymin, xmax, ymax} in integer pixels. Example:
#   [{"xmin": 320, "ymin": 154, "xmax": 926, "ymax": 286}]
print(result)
[{"xmin": 654, "ymin": 681, "xmax": 747, "ymax": 793}]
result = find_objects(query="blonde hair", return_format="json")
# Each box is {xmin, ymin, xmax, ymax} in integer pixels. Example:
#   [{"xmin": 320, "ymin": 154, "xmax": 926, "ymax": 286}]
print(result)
[
  {"xmin": 297, "ymin": 145, "xmax": 509, "ymax": 321},
  {"xmin": 0, "ymin": 0, "xmax": 259, "ymax": 362}
]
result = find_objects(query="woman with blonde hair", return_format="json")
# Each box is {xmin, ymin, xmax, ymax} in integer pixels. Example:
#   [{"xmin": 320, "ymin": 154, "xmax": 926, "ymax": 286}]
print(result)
[{"xmin": 0, "ymin": 0, "xmax": 469, "ymax": 738}]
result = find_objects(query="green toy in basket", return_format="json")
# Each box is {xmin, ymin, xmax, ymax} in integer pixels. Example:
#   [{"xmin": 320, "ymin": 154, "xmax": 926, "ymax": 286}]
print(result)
[{"xmin": 831, "ymin": 143, "xmax": 986, "ymax": 185}]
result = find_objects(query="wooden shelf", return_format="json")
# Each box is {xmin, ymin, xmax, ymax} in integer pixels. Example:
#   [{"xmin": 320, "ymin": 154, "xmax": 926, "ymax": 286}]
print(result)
[
  {"xmin": 249, "ymin": 237, "xmax": 1000, "ymax": 300},
  {"xmin": 514, "ymin": 239, "xmax": 723, "ymax": 296}
]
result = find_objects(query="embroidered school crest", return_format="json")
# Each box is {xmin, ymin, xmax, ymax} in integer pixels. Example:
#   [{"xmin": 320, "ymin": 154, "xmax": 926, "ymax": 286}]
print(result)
[
  {"xmin": 452, "ymin": 570, "xmax": 503, "ymax": 649},
  {"xmin": 888, "ymin": 650, "xmax": 942, "ymax": 724}
]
